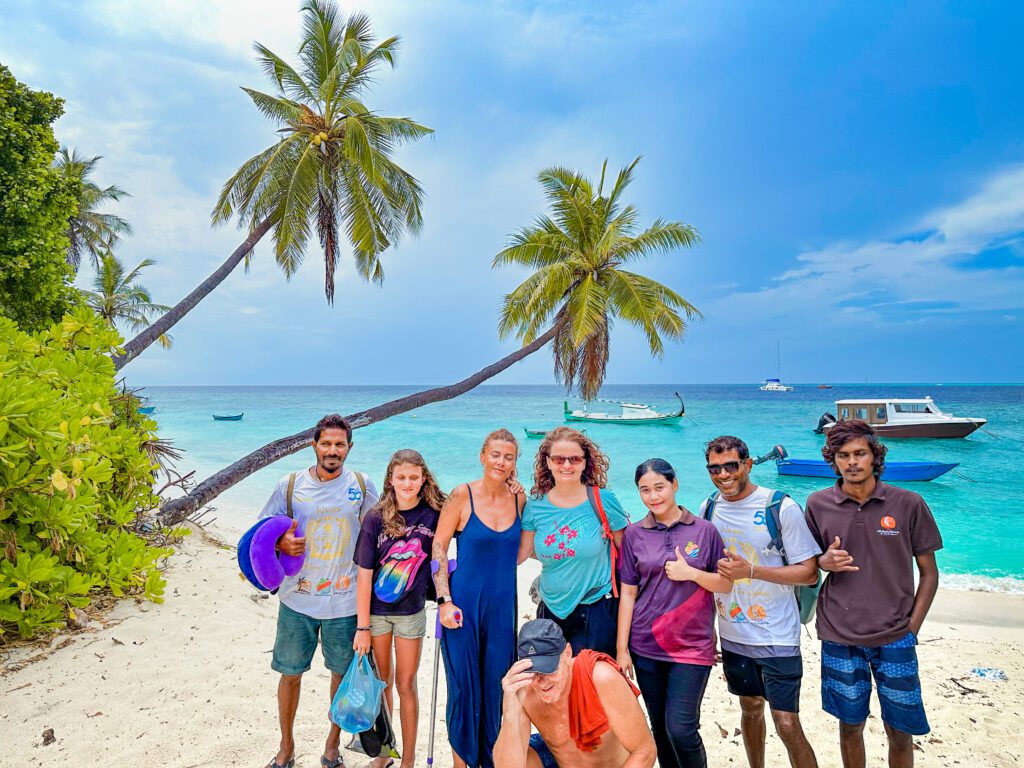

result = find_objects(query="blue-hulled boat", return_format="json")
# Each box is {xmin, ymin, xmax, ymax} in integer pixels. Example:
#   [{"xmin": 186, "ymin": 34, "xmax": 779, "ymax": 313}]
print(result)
[
  {"xmin": 137, "ymin": 406, "xmax": 156, "ymax": 414},
  {"xmin": 776, "ymin": 458, "xmax": 958, "ymax": 482},
  {"xmin": 213, "ymin": 413, "xmax": 244, "ymax": 421},
  {"xmin": 754, "ymin": 445, "xmax": 958, "ymax": 482}
]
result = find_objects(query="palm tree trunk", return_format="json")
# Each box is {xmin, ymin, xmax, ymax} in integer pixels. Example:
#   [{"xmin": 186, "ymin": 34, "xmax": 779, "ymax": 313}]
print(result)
[
  {"xmin": 156, "ymin": 325, "xmax": 559, "ymax": 526},
  {"xmin": 112, "ymin": 216, "xmax": 275, "ymax": 371}
]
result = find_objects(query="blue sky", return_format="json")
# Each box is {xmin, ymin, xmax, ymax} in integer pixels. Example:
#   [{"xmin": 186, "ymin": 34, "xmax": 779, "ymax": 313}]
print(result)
[{"xmin": 3, "ymin": 1, "xmax": 1023, "ymax": 386}]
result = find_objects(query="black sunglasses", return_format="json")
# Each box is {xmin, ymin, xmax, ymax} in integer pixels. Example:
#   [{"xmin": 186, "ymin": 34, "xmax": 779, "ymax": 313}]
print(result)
[{"xmin": 706, "ymin": 461, "xmax": 741, "ymax": 475}]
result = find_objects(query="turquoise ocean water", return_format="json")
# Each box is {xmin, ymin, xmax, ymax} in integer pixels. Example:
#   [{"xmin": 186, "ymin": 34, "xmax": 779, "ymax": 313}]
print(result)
[{"xmin": 145, "ymin": 384, "xmax": 1023, "ymax": 592}]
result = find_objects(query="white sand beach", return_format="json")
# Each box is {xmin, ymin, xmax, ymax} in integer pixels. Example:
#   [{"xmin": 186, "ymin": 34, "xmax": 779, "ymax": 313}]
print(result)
[{"xmin": 2, "ymin": 525, "xmax": 1022, "ymax": 768}]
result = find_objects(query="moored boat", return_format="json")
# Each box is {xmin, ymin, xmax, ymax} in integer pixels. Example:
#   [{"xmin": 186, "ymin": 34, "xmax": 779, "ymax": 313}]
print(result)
[
  {"xmin": 137, "ymin": 405, "xmax": 156, "ymax": 414},
  {"xmin": 753, "ymin": 445, "xmax": 958, "ymax": 482},
  {"xmin": 563, "ymin": 392, "xmax": 684, "ymax": 425},
  {"xmin": 213, "ymin": 413, "xmax": 244, "ymax": 421},
  {"xmin": 814, "ymin": 397, "xmax": 986, "ymax": 439},
  {"xmin": 760, "ymin": 378, "xmax": 794, "ymax": 392},
  {"xmin": 777, "ymin": 457, "xmax": 958, "ymax": 482}
]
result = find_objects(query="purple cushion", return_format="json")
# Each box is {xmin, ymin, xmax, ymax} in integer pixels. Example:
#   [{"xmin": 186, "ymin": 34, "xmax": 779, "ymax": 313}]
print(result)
[{"xmin": 245, "ymin": 515, "xmax": 306, "ymax": 592}]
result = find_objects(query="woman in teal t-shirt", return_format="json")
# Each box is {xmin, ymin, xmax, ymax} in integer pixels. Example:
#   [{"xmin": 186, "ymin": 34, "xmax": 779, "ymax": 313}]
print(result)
[{"xmin": 520, "ymin": 426, "xmax": 628, "ymax": 656}]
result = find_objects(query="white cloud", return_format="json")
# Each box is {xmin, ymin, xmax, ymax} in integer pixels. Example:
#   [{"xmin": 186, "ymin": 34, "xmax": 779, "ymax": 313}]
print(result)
[{"xmin": 706, "ymin": 165, "xmax": 1024, "ymax": 329}]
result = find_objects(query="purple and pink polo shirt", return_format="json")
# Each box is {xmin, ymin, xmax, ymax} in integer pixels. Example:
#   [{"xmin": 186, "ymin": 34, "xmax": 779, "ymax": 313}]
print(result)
[{"xmin": 619, "ymin": 509, "xmax": 725, "ymax": 666}]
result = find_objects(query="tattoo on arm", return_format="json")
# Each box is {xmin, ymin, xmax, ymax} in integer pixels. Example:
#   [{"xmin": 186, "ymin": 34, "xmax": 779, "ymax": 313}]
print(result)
[{"xmin": 432, "ymin": 485, "xmax": 463, "ymax": 597}]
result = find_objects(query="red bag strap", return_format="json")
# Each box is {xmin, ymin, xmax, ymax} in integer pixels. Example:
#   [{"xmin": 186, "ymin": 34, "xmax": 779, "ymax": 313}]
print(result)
[{"xmin": 587, "ymin": 485, "xmax": 619, "ymax": 598}]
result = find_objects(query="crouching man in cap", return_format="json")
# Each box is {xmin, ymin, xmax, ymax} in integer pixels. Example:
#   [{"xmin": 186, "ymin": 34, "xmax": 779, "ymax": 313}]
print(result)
[{"xmin": 494, "ymin": 619, "xmax": 656, "ymax": 768}]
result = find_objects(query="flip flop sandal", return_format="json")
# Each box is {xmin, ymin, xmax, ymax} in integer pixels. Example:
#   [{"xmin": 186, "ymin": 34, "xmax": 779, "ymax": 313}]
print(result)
[
  {"xmin": 321, "ymin": 756, "xmax": 346, "ymax": 768},
  {"xmin": 266, "ymin": 759, "xmax": 295, "ymax": 768}
]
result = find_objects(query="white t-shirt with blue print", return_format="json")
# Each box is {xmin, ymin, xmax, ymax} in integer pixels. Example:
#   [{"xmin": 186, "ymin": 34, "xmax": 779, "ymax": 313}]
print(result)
[{"xmin": 259, "ymin": 467, "xmax": 378, "ymax": 620}]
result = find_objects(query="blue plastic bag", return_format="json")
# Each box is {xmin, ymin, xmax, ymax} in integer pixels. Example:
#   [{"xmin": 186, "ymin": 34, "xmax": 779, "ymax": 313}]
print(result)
[{"xmin": 330, "ymin": 654, "xmax": 386, "ymax": 733}]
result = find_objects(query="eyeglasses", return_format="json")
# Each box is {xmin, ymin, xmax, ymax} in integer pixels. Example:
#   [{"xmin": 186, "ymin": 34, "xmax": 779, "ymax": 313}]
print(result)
[
  {"xmin": 548, "ymin": 455, "xmax": 586, "ymax": 466},
  {"xmin": 706, "ymin": 461, "xmax": 741, "ymax": 475}
]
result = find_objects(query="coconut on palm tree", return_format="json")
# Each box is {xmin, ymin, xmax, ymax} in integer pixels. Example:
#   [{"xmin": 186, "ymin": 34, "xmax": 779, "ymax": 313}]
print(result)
[
  {"xmin": 54, "ymin": 147, "xmax": 132, "ymax": 272},
  {"xmin": 114, "ymin": 0, "xmax": 431, "ymax": 370},
  {"xmin": 157, "ymin": 157, "xmax": 700, "ymax": 525},
  {"xmin": 85, "ymin": 251, "xmax": 173, "ymax": 350}
]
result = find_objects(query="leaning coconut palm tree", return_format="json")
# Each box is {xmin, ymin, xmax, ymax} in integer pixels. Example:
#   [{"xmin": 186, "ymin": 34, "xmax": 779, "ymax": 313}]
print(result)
[
  {"xmin": 157, "ymin": 157, "xmax": 700, "ymax": 526},
  {"xmin": 54, "ymin": 147, "xmax": 132, "ymax": 271},
  {"xmin": 85, "ymin": 251, "xmax": 173, "ymax": 350},
  {"xmin": 113, "ymin": 0, "xmax": 431, "ymax": 371}
]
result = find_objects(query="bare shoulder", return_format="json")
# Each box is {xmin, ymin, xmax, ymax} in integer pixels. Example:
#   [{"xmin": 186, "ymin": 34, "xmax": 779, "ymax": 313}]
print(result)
[{"xmin": 592, "ymin": 660, "xmax": 625, "ymax": 686}]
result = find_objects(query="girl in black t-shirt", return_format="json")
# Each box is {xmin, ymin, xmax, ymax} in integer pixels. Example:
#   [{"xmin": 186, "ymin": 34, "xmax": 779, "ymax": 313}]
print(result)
[{"xmin": 354, "ymin": 449, "xmax": 445, "ymax": 768}]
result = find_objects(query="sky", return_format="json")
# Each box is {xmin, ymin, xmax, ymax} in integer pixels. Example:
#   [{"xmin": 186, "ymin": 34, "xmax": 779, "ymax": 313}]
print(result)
[{"xmin": 3, "ymin": 0, "xmax": 1023, "ymax": 386}]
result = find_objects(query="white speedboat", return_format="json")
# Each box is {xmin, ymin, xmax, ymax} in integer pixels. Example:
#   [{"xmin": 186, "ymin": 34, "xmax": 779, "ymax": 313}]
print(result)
[
  {"xmin": 814, "ymin": 397, "xmax": 987, "ymax": 439},
  {"xmin": 564, "ymin": 393, "xmax": 685, "ymax": 425}
]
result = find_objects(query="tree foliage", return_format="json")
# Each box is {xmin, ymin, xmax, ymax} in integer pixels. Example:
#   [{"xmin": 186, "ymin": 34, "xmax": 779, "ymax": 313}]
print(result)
[
  {"xmin": 0, "ymin": 65, "xmax": 79, "ymax": 331},
  {"xmin": 213, "ymin": 0, "xmax": 432, "ymax": 303},
  {"xmin": 495, "ymin": 157, "xmax": 702, "ymax": 400},
  {"xmin": 0, "ymin": 309, "xmax": 176, "ymax": 640},
  {"xmin": 85, "ymin": 251, "xmax": 173, "ymax": 350},
  {"xmin": 54, "ymin": 147, "xmax": 132, "ymax": 272}
]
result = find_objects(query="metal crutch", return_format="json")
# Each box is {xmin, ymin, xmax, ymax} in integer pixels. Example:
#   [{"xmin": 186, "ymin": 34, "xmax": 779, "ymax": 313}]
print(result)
[{"xmin": 427, "ymin": 559, "xmax": 458, "ymax": 767}]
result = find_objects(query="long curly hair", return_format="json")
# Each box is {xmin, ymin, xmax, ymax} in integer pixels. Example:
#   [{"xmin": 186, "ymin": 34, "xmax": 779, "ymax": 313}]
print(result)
[
  {"xmin": 821, "ymin": 419, "xmax": 888, "ymax": 477},
  {"xmin": 531, "ymin": 426, "xmax": 610, "ymax": 497},
  {"xmin": 373, "ymin": 449, "xmax": 447, "ymax": 538}
]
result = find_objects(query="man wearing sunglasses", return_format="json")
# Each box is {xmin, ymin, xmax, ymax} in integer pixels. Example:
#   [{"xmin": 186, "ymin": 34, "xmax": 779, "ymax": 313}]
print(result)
[{"xmin": 700, "ymin": 436, "xmax": 821, "ymax": 768}]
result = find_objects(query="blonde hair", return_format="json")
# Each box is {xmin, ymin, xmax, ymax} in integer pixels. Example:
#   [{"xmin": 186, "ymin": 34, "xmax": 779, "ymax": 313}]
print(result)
[
  {"xmin": 373, "ymin": 449, "xmax": 447, "ymax": 538},
  {"xmin": 531, "ymin": 426, "xmax": 610, "ymax": 497}
]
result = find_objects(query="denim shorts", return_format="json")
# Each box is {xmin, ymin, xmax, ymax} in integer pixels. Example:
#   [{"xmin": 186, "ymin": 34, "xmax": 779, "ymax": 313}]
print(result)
[
  {"xmin": 820, "ymin": 632, "xmax": 929, "ymax": 735},
  {"xmin": 370, "ymin": 609, "xmax": 427, "ymax": 639},
  {"xmin": 271, "ymin": 602, "xmax": 356, "ymax": 676}
]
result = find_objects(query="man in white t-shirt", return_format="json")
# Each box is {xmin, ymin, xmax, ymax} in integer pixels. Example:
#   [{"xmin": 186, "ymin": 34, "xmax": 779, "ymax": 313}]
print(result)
[
  {"xmin": 701, "ymin": 435, "xmax": 821, "ymax": 768},
  {"xmin": 258, "ymin": 414, "xmax": 379, "ymax": 768}
]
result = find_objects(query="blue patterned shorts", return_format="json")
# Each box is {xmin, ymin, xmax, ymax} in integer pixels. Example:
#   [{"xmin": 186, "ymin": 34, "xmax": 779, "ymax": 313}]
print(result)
[{"xmin": 820, "ymin": 632, "xmax": 929, "ymax": 735}]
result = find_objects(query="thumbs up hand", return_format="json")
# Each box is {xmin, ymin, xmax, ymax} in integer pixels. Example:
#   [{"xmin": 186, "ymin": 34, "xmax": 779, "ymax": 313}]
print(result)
[
  {"xmin": 665, "ymin": 545, "xmax": 698, "ymax": 582},
  {"xmin": 279, "ymin": 518, "xmax": 306, "ymax": 557},
  {"xmin": 819, "ymin": 535, "xmax": 857, "ymax": 572},
  {"xmin": 717, "ymin": 547, "xmax": 752, "ymax": 582}
]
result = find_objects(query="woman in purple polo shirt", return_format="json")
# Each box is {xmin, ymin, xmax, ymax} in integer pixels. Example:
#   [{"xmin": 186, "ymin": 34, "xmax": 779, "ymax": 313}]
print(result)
[{"xmin": 616, "ymin": 458, "xmax": 732, "ymax": 768}]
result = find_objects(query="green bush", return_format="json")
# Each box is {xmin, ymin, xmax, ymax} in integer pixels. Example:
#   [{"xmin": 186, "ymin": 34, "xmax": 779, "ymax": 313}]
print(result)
[
  {"xmin": 0, "ymin": 65, "xmax": 80, "ymax": 330},
  {"xmin": 0, "ymin": 309, "xmax": 176, "ymax": 640}
]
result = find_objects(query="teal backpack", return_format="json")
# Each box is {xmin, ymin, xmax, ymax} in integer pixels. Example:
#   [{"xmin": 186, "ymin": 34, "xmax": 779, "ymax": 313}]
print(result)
[{"xmin": 703, "ymin": 490, "xmax": 822, "ymax": 625}]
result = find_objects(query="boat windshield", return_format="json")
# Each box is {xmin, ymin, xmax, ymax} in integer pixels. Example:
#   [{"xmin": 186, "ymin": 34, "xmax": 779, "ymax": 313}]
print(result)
[{"xmin": 893, "ymin": 403, "xmax": 933, "ymax": 414}]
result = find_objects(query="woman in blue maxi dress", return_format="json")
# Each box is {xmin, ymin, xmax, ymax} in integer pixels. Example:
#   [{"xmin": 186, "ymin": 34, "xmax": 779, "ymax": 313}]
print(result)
[{"xmin": 431, "ymin": 430, "xmax": 529, "ymax": 768}]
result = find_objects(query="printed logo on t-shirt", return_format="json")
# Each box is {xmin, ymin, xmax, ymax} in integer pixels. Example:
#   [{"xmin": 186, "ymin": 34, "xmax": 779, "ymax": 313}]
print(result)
[
  {"xmin": 684, "ymin": 540, "xmax": 700, "ymax": 558},
  {"xmin": 347, "ymin": 485, "xmax": 362, "ymax": 503},
  {"xmin": 877, "ymin": 515, "xmax": 900, "ymax": 536},
  {"xmin": 374, "ymin": 538, "xmax": 428, "ymax": 603}
]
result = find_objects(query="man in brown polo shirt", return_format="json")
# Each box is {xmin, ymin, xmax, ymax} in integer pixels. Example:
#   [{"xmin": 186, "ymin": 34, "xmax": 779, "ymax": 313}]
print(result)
[{"xmin": 804, "ymin": 420, "xmax": 941, "ymax": 768}]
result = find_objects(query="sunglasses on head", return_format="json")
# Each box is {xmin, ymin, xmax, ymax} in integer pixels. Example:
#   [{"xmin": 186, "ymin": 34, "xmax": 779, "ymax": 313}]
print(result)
[
  {"xmin": 706, "ymin": 461, "xmax": 741, "ymax": 475},
  {"xmin": 548, "ymin": 455, "xmax": 585, "ymax": 466}
]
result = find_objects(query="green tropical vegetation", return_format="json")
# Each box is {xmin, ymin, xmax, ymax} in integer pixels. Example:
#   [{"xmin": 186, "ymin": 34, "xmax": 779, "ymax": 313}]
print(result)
[
  {"xmin": 0, "ymin": 65, "xmax": 79, "ymax": 331},
  {"xmin": 157, "ymin": 158, "xmax": 700, "ymax": 524},
  {"xmin": 54, "ymin": 147, "xmax": 132, "ymax": 272},
  {"xmin": 113, "ymin": 0, "xmax": 432, "ymax": 370},
  {"xmin": 0, "ymin": 310, "xmax": 177, "ymax": 640},
  {"xmin": 85, "ymin": 252, "xmax": 173, "ymax": 350}
]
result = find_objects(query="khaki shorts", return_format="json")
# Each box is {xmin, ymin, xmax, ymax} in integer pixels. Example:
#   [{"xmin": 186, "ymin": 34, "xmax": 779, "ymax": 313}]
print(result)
[{"xmin": 370, "ymin": 609, "xmax": 427, "ymax": 639}]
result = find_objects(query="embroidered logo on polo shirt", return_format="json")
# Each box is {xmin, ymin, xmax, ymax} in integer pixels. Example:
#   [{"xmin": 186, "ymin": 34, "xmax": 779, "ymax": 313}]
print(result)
[
  {"xmin": 877, "ymin": 515, "xmax": 900, "ymax": 536},
  {"xmin": 684, "ymin": 541, "xmax": 700, "ymax": 558}
]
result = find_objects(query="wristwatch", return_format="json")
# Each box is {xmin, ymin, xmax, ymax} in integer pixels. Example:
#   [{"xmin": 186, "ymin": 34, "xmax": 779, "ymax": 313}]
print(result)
[{"xmin": 437, "ymin": 596, "xmax": 449, "ymax": 605}]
